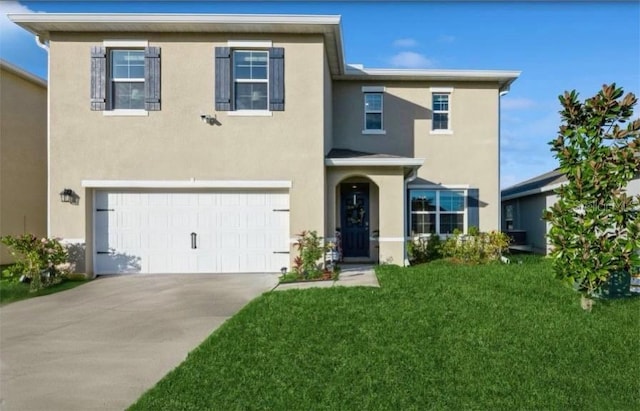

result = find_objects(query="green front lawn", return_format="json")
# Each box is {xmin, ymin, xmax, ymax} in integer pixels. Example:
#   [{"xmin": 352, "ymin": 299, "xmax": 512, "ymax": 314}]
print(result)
[
  {"xmin": 130, "ymin": 256, "xmax": 639, "ymax": 410},
  {"xmin": 0, "ymin": 277, "xmax": 88, "ymax": 306}
]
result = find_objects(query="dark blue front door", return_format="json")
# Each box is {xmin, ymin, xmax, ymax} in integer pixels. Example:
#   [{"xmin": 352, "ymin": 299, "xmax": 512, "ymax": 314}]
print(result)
[{"xmin": 340, "ymin": 183, "xmax": 370, "ymax": 257}]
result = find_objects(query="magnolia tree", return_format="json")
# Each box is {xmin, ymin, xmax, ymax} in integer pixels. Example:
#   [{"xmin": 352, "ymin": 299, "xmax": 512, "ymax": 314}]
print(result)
[{"xmin": 544, "ymin": 84, "xmax": 640, "ymax": 295}]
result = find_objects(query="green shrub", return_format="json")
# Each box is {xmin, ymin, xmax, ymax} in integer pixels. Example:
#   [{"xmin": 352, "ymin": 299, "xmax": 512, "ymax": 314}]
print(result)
[
  {"xmin": 441, "ymin": 229, "xmax": 510, "ymax": 264},
  {"xmin": 292, "ymin": 230, "xmax": 326, "ymax": 280},
  {"xmin": 0, "ymin": 234, "xmax": 70, "ymax": 292},
  {"xmin": 407, "ymin": 234, "xmax": 442, "ymax": 264}
]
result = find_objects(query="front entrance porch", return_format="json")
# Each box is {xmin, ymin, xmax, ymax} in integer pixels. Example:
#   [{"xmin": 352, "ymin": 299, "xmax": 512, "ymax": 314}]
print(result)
[{"xmin": 325, "ymin": 149, "xmax": 424, "ymax": 265}]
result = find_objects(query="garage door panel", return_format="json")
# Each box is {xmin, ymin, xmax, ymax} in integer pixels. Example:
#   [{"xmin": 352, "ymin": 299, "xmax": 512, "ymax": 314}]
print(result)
[{"xmin": 95, "ymin": 190, "xmax": 289, "ymax": 274}]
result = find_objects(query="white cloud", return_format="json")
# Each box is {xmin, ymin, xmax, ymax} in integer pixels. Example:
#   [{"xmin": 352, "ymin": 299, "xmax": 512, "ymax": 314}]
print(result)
[
  {"xmin": 0, "ymin": 1, "xmax": 34, "ymax": 38},
  {"xmin": 389, "ymin": 51, "xmax": 434, "ymax": 69},
  {"xmin": 501, "ymin": 97, "xmax": 537, "ymax": 110},
  {"xmin": 393, "ymin": 38, "xmax": 418, "ymax": 48},
  {"xmin": 437, "ymin": 34, "xmax": 456, "ymax": 44}
]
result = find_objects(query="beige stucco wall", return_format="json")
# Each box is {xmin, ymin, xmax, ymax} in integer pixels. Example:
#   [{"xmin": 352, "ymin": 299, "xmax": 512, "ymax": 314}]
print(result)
[
  {"xmin": 333, "ymin": 82, "xmax": 501, "ymax": 232},
  {"xmin": 0, "ymin": 65, "xmax": 47, "ymax": 264},
  {"xmin": 326, "ymin": 166, "xmax": 405, "ymax": 265},
  {"xmin": 48, "ymin": 33, "xmax": 328, "ymax": 273}
]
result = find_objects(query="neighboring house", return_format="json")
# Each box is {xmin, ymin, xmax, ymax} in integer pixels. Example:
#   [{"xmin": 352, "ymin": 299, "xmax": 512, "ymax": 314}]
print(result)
[
  {"xmin": 10, "ymin": 13, "xmax": 519, "ymax": 275},
  {"xmin": 0, "ymin": 59, "xmax": 47, "ymax": 264},
  {"xmin": 502, "ymin": 169, "xmax": 640, "ymax": 254}
]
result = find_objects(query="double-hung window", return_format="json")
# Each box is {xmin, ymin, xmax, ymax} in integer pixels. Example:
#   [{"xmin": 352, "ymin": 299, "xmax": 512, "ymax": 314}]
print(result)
[
  {"xmin": 430, "ymin": 87, "xmax": 453, "ymax": 133},
  {"xmin": 410, "ymin": 190, "xmax": 466, "ymax": 235},
  {"xmin": 110, "ymin": 50, "xmax": 145, "ymax": 110},
  {"xmin": 362, "ymin": 86, "xmax": 385, "ymax": 134},
  {"xmin": 233, "ymin": 51, "xmax": 268, "ymax": 110},
  {"xmin": 90, "ymin": 43, "xmax": 161, "ymax": 113},
  {"xmin": 215, "ymin": 45, "xmax": 285, "ymax": 113}
]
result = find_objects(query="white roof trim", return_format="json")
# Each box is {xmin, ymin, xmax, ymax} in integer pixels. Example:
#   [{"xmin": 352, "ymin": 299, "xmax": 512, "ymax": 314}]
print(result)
[
  {"xmin": 344, "ymin": 67, "xmax": 521, "ymax": 79},
  {"xmin": 81, "ymin": 179, "xmax": 292, "ymax": 189},
  {"xmin": 502, "ymin": 182, "xmax": 564, "ymax": 201},
  {"xmin": 325, "ymin": 158, "xmax": 424, "ymax": 167},
  {"xmin": 0, "ymin": 58, "xmax": 46, "ymax": 87},
  {"xmin": 8, "ymin": 13, "xmax": 342, "ymax": 25}
]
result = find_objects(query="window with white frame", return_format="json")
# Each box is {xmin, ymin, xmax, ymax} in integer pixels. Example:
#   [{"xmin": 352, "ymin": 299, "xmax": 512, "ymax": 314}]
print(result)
[
  {"xmin": 364, "ymin": 92, "xmax": 383, "ymax": 131},
  {"xmin": 233, "ymin": 50, "xmax": 268, "ymax": 110},
  {"xmin": 110, "ymin": 50, "xmax": 145, "ymax": 110},
  {"xmin": 410, "ymin": 190, "xmax": 465, "ymax": 235},
  {"xmin": 432, "ymin": 93, "xmax": 450, "ymax": 131}
]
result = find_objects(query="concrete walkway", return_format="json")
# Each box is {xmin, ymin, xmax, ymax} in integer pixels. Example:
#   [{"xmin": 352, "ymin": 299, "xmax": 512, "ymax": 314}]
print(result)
[
  {"xmin": 0, "ymin": 273, "xmax": 278, "ymax": 411},
  {"xmin": 273, "ymin": 264, "xmax": 379, "ymax": 291}
]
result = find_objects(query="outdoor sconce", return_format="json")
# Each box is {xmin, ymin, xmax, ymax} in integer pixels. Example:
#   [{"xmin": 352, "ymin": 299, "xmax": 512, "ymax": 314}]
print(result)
[
  {"xmin": 59, "ymin": 189, "xmax": 74, "ymax": 203},
  {"xmin": 200, "ymin": 113, "xmax": 217, "ymax": 125}
]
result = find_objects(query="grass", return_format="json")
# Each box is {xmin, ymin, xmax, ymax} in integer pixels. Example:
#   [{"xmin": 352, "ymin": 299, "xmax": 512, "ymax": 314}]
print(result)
[
  {"xmin": 0, "ymin": 276, "xmax": 88, "ymax": 306},
  {"xmin": 130, "ymin": 256, "xmax": 640, "ymax": 410}
]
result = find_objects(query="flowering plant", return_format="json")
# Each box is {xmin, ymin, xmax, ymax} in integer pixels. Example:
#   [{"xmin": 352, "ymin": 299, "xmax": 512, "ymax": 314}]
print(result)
[{"xmin": 1, "ymin": 234, "xmax": 70, "ymax": 291}]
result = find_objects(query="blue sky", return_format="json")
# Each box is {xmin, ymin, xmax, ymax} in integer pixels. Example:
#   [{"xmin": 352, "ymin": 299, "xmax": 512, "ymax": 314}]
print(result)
[{"xmin": 1, "ymin": 1, "xmax": 639, "ymax": 188}]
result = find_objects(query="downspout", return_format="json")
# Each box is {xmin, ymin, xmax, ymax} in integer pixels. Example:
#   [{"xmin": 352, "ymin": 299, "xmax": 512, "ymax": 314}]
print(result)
[
  {"xmin": 403, "ymin": 166, "xmax": 419, "ymax": 266},
  {"xmin": 498, "ymin": 84, "xmax": 510, "ymax": 234},
  {"xmin": 35, "ymin": 35, "xmax": 51, "ymax": 235}
]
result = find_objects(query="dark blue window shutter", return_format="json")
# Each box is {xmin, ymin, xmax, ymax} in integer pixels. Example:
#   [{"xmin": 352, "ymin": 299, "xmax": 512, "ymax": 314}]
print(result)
[
  {"xmin": 144, "ymin": 46, "xmax": 161, "ymax": 111},
  {"xmin": 467, "ymin": 188, "xmax": 480, "ymax": 231},
  {"xmin": 90, "ymin": 46, "xmax": 106, "ymax": 111},
  {"xmin": 215, "ymin": 47, "xmax": 232, "ymax": 111},
  {"xmin": 269, "ymin": 47, "xmax": 284, "ymax": 111}
]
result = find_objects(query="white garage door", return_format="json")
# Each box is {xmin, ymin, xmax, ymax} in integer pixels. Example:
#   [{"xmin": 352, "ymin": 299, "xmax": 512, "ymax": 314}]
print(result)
[{"xmin": 94, "ymin": 191, "xmax": 290, "ymax": 274}]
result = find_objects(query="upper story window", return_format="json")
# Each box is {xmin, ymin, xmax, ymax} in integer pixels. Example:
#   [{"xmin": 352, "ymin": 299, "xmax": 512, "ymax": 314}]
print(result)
[
  {"xmin": 432, "ymin": 94, "xmax": 450, "ymax": 130},
  {"xmin": 215, "ymin": 45, "xmax": 284, "ymax": 114},
  {"xmin": 110, "ymin": 50, "xmax": 145, "ymax": 110},
  {"xmin": 430, "ymin": 87, "xmax": 453, "ymax": 134},
  {"xmin": 233, "ymin": 51, "xmax": 268, "ymax": 110},
  {"xmin": 364, "ymin": 93, "xmax": 383, "ymax": 130},
  {"xmin": 90, "ymin": 42, "xmax": 161, "ymax": 114},
  {"xmin": 362, "ymin": 86, "xmax": 385, "ymax": 134}
]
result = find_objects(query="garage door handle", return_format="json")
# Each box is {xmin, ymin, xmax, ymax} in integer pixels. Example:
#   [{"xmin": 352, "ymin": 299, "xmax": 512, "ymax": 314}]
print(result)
[
  {"xmin": 273, "ymin": 251, "xmax": 290, "ymax": 254},
  {"xmin": 191, "ymin": 232, "xmax": 197, "ymax": 249}
]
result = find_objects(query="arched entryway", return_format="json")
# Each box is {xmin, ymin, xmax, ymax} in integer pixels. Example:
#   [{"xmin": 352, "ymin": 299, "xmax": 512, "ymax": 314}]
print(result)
[{"xmin": 330, "ymin": 175, "xmax": 379, "ymax": 263}]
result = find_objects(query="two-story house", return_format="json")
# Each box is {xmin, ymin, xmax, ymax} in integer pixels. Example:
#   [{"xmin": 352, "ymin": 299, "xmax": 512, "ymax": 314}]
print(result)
[{"xmin": 10, "ymin": 13, "xmax": 519, "ymax": 276}]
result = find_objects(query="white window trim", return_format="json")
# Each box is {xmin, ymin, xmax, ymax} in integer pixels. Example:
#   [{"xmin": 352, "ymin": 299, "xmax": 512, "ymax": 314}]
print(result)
[
  {"xmin": 429, "ymin": 86, "xmax": 454, "ymax": 93},
  {"xmin": 431, "ymin": 91, "xmax": 452, "ymax": 133},
  {"xmin": 408, "ymin": 184, "xmax": 470, "ymax": 189},
  {"xmin": 227, "ymin": 40, "xmax": 273, "ymax": 48},
  {"xmin": 362, "ymin": 86, "xmax": 385, "ymax": 93},
  {"xmin": 363, "ymin": 91, "xmax": 384, "ymax": 133},
  {"xmin": 103, "ymin": 40, "xmax": 148, "ymax": 47},
  {"xmin": 103, "ymin": 110, "xmax": 149, "ymax": 117},
  {"xmin": 409, "ymin": 189, "xmax": 467, "ymax": 236},
  {"xmin": 233, "ymin": 49, "xmax": 270, "ymax": 112},
  {"xmin": 108, "ymin": 48, "xmax": 146, "ymax": 112},
  {"xmin": 227, "ymin": 110, "xmax": 273, "ymax": 117}
]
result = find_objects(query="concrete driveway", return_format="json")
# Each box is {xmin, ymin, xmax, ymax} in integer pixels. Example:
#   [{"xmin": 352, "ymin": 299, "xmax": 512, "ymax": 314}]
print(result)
[{"xmin": 0, "ymin": 273, "xmax": 278, "ymax": 411}]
